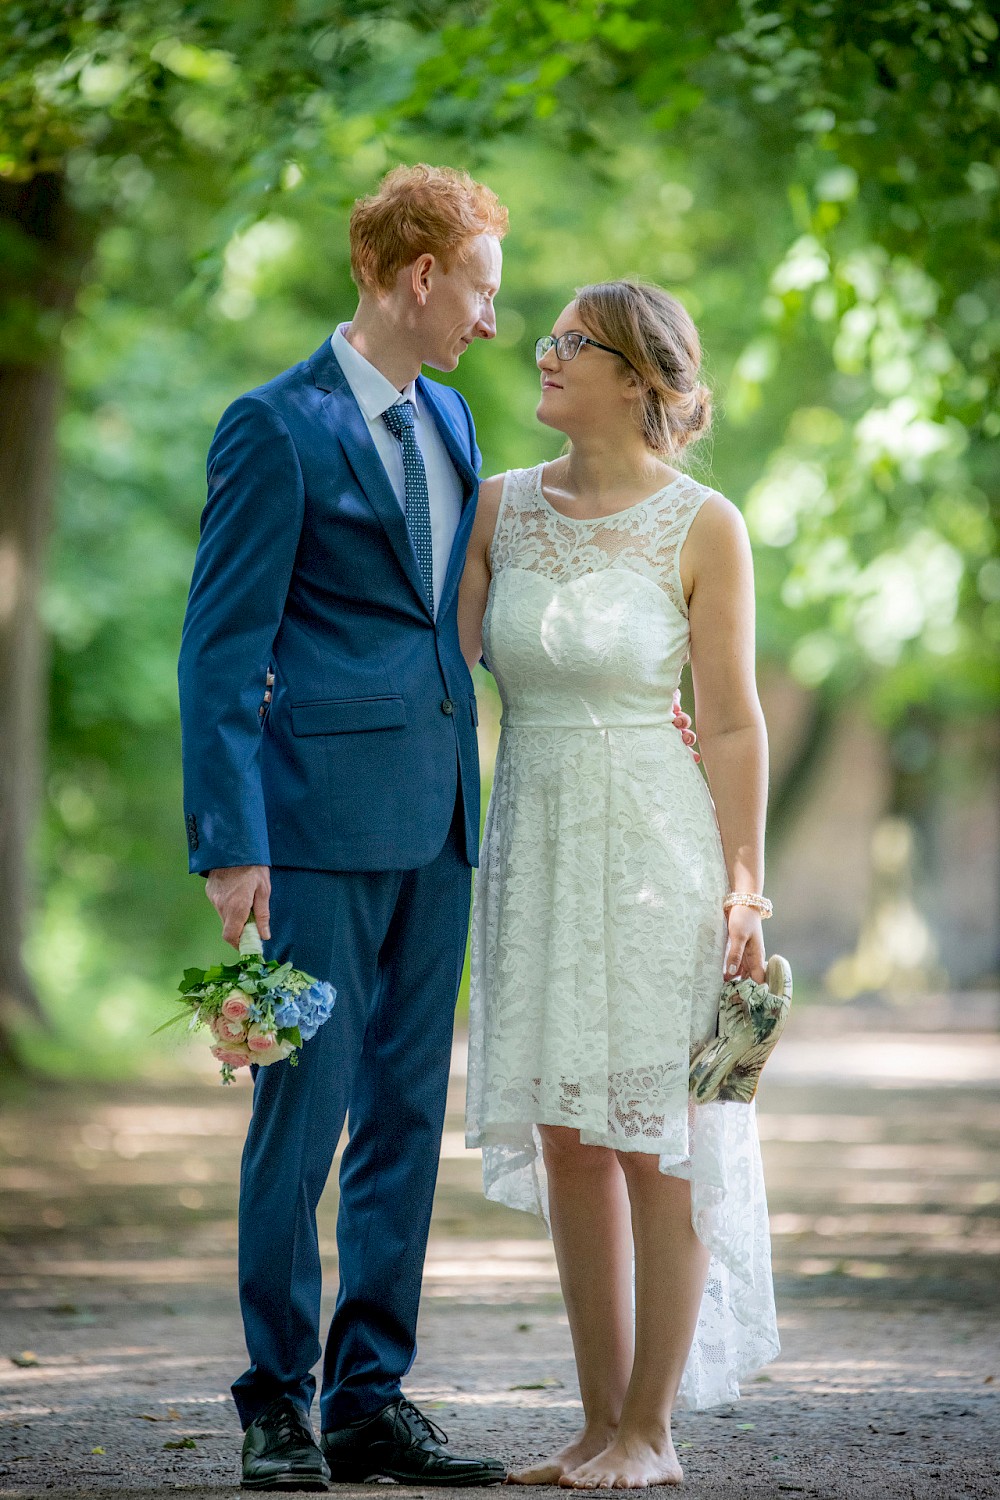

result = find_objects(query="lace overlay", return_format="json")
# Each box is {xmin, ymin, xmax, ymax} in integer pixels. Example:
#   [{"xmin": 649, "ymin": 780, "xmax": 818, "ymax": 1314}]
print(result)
[{"xmin": 466, "ymin": 465, "xmax": 780, "ymax": 1409}]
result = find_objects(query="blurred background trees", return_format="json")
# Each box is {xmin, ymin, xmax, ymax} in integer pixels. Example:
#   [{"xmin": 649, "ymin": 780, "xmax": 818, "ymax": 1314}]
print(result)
[{"xmin": 1, "ymin": 1, "xmax": 996, "ymax": 1074}]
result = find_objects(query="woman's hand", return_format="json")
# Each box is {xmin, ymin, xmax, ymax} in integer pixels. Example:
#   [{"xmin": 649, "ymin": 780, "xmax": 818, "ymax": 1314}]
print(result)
[
  {"xmin": 723, "ymin": 905, "xmax": 766, "ymax": 983},
  {"xmin": 671, "ymin": 689, "xmax": 700, "ymax": 763}
]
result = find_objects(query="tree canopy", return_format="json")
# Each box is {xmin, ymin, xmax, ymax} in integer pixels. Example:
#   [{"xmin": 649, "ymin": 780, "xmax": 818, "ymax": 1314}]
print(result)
[{"xmin": 1, "ymin": 0, "xmax": 996, "ymax": 1069}]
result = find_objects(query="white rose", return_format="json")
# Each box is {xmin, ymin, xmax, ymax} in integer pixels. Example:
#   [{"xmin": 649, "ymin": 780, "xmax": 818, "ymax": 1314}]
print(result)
[{"xmin": 248, "ymin": 1037, "xmax": 295, "ymax": 1066}]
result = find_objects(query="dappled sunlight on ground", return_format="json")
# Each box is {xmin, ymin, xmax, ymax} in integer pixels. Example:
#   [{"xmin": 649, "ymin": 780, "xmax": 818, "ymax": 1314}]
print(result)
[{"xmin": 0, "ymin": 999, "xmax": 998, "ymax": 1495}]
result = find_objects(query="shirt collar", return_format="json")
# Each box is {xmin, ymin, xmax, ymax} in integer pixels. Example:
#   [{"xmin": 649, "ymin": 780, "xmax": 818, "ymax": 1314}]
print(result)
[{"xmin": 331, "ymin": 324, "xmax": 418, "ymax": 421}]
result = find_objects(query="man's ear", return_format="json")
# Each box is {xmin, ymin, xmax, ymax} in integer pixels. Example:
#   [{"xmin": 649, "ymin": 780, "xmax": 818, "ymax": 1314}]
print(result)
[{"xmin": 411, "ymin": 253, "xmax": 435, "ymax": 307}]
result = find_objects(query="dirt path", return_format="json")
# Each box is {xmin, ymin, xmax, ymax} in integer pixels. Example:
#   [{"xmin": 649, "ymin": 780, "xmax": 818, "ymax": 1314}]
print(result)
[{"xmin": 1, "ymin": 1002, "xmax": 998, "ymax": 1498}]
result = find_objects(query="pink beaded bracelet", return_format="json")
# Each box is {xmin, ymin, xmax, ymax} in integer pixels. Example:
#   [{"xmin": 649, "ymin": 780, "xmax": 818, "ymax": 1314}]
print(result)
[{"xmin": 723, "ymin": 892, "xmax": 773, "ymax": 919}]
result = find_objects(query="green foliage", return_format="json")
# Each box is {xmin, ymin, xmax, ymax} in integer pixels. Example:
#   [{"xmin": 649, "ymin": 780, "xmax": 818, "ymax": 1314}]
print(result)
[
  {"xmin": 3, "ymin": 0, "xmax": 996, "ymax": 1068},
  {"xmin": 405, "ymin": 0, "xmax": 1000, "ymax": 706},
  {"xmin": 0, "ymin": 0, "xmax": 441, "ymax": 181}
]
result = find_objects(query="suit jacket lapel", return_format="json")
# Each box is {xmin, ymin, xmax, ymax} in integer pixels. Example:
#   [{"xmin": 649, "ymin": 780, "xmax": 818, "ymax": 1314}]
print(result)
[
  {"xmin": 417, "ymin": 376, "xmax": 479, "ymax": 619},
  {"xmin": 437, "ymin": 492, "xmax": 478, "ymax": 623},
  {"xmin": 309, "ymin": 340, "xmax": 432, "ymax": 617},
  {"xmin": 417, "ymin": 376, "xmax": 477, "ymax": 499}
]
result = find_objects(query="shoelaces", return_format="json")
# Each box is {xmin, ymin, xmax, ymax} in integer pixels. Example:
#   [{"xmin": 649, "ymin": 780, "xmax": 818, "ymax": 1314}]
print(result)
[
  {"xmin": 263, "ymin": 1402, "xmax": 310, "ymax": 1446},
  {"xmin": 393, "ymin": 1399, "xmax": 449, "ymax": 1448}
]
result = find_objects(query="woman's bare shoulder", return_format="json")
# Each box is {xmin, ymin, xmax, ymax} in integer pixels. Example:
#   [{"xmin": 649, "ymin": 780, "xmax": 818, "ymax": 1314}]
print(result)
[
  {"xmin": 478, "ymin": 471, "xmax": 507, "ymax": 510},
  {"xmin": 473, "ymin": 470, "xmax": 506, "ymax": 527},
  {"xmin": 467, "ymin": 471, "xmax": 509, "ymax": 560},
  {"xmin": 688, "ymin": 487, "xmax": 750, "ymax": 554},
  {"xmin": 694, "ymin": 485, "xmax": 745, "ymax": 530},
  {"xmin": 680, "ymin": 487, "xmax": 752, "ymax": 600}
]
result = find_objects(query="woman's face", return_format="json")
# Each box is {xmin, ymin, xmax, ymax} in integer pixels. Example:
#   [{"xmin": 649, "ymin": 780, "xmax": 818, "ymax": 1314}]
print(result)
[{"xmin": 535, "ymin": 301, "xmax": 636, "ymax": 436}]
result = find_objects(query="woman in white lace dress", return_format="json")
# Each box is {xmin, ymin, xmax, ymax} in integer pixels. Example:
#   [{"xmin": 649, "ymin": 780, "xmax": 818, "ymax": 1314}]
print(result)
[{"xmin": 458, "ymin": 280, "xmax": 779, "ymax": 1489}]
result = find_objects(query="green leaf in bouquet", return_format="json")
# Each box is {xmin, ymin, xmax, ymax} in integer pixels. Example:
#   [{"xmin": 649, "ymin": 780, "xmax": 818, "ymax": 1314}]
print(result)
[
  {"xmin": 261, "ymin": 962, "xmax": 294, "ymax": 989},
  {"xmin": 179, "ymin": 968, "xmax": 207, "ymax": 993},
  {"xmin": 152, "ymin": 1004, "xmax": 196, "ymax": 1035},
  {"xmin": 204, "ymin": 964, "xmax": 225, "ymax": 981},
  {"xmin": 277, "ymin": 1026, "xmax": 302, "ymax": 1047}
]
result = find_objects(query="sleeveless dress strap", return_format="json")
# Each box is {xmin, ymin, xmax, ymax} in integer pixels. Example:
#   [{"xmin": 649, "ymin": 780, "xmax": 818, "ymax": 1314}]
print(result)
[
  {"xmin": 489, "ymin": 466, "xmax": 539, "ymax": 576},
  {"xmin": 662, "ymin": 481, "xmax": 719, "ymax": 620}
]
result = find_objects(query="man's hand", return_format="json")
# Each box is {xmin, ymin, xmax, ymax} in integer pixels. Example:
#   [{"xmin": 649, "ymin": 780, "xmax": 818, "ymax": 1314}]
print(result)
[
  {"xmin": 206, "ymin": 865, "xmax": 271, "ymax": 949},
  {"xmin": 671, "ymin": 689, "xmax": 700, "ymax": 763}
]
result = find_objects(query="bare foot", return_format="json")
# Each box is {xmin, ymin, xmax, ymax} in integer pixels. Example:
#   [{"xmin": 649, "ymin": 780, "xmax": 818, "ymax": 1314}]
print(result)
[
  {"xmin": 558, "ymin": 1432, "xmax": 683, "ymax": 1489},
  {"xmin": 508, "ymin": 1428, "xmax": 617, "ymax": 1485}
]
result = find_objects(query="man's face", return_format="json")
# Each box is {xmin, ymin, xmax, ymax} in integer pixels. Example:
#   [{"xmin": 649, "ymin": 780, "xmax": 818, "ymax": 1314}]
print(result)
[{"xmin": 419, "ymin": 233, "xmax": 502, "ymax": 371}]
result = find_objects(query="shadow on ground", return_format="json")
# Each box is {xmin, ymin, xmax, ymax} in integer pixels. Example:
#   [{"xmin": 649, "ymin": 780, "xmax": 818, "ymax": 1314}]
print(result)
[{"xmin": 1, "ymin": 1002, "xmax": 998, "ymax": 1498}]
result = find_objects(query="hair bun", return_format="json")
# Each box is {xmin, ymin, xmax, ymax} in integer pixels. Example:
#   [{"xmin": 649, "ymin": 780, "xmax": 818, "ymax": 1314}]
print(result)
[{"xmin": 686, "ymin": 383, "xmax": 712, "ymax": 439}]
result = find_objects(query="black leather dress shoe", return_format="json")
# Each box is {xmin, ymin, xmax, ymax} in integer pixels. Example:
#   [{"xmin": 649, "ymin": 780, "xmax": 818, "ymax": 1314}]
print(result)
[
  {"xmin": 321, "ymin": 1397, "xmax": 506, "ymax": 1486},
  {"xmin": 241, "ymin": 1396, "xmax": 330, "ymax": 1491}
]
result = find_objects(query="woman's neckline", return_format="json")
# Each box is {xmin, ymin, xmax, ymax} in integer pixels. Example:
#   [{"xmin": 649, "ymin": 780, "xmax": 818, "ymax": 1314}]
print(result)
[{"xmin": 533, "ymin": 462, "xmax": 686, "ymax": 524}]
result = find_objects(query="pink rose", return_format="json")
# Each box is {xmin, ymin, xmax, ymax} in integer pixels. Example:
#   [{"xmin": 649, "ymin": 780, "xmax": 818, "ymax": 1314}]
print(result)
[
  {"xmin": 211, "ymin": 1014, "xmax": 246, "ymax": 1042},
  {"xmin": 245, "ymin": 1024, "xmax": 294, "ymax": 1066},
  {"xmin": 247, "ymin": 1026, "xmax": 278, "ymax": 1053},
  {"xmin": 211, "ymin": 1043, "xmax": 252, "ymax": 1069},
  {"xmin": 222, "ymin": 991, "xmax": 251, "ymax": 1022}
]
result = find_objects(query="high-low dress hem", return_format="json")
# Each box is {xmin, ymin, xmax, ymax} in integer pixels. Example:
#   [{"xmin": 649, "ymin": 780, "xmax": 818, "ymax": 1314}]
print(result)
[{"xmin": 466, "ymin": 465, "xmax": 780, "ymax": 1410}]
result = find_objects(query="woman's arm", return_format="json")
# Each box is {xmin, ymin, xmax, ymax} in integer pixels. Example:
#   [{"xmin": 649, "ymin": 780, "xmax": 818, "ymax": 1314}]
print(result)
[
  {"xmin": 458, "ymin": 473, "xmax": 505, "ymax": 672},
  {"xmin": 684, "ymin": 493, "xmax": 769, "ymax": 982}
]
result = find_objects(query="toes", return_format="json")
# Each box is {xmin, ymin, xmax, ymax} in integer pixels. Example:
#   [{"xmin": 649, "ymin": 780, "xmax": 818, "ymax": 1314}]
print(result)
[{"xmin": 573, "ymin": 1467, "xmax": 617, "ymax": 1489}]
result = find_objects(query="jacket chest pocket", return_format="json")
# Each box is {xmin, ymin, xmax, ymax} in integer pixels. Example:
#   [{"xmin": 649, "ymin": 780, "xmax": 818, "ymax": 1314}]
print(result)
[{"xmin": 291, "ymin": 696, "xmax": 407, "ymax": 736}]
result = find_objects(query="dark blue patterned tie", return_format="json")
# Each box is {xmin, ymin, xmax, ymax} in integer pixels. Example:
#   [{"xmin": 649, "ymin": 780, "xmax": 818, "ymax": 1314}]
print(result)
[{"xmin": 382, "ymin": 399, "xmax": 434, "ymax": 613}]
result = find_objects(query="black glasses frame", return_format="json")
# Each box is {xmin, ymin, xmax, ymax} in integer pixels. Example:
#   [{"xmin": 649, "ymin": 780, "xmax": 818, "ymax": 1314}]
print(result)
[{"xmin": 535, "ymin": 331, "xmax": 631, "ymax": 366}]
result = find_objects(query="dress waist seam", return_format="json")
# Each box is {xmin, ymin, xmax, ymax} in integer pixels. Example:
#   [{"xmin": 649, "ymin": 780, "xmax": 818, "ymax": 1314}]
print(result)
[{"xmin": 501, "ymin": 718, "xmax": 677, "ymax": 731}]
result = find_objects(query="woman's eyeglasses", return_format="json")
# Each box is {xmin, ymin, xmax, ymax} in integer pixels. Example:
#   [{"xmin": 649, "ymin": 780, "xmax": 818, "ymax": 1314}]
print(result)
[{"xmin": 535, "ymin": 331, "xmax": 631, "ymax": 366}]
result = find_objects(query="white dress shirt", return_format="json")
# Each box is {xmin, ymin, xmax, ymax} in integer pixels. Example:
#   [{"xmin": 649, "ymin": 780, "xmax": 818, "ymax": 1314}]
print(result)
[{"xmin": 331, "ymin": 324, "xmax": 463, "ymax": 616}]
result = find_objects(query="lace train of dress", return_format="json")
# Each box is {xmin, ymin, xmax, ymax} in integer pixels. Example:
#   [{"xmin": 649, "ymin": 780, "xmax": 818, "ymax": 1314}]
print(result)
[{"xmin": 465, "ymin": 465, "xmax": 780, "ymax": 1409}]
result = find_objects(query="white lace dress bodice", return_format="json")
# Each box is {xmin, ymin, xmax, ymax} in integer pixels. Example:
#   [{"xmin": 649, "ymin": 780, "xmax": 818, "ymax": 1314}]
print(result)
[{"xmin": 465, "ymin": 464, "xmax": 779, "ymax": 1409}]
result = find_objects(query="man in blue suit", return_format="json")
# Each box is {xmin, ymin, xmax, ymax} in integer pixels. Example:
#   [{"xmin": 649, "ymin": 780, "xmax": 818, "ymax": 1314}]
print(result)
[{"xmin": 178, "ymin": 164, "xmax": 508, "ymax": 1490}]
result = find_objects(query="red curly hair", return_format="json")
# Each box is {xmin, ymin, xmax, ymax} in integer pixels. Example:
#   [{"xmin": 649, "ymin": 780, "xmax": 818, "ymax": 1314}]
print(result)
[{"xmin": 349, "ymin": 164, "xmax": 508, "ymax": 294}]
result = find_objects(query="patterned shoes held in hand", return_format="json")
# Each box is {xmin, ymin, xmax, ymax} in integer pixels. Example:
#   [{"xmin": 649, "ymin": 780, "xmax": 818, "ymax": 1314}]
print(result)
[{"xmin": 689, "ymin": 954, "xmax": 793, "ymax": 1105}]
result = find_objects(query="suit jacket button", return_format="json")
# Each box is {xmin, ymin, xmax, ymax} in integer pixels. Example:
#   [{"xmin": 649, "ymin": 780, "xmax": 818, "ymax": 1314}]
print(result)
[{"xmin": 441, "ymin": 698, "xmax": 454, "ymax": 716}]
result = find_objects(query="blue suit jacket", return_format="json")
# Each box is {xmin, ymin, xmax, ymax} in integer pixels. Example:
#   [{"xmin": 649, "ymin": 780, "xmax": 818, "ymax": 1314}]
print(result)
[{"xmin": 178, "ymin": 337, "xmax": 482, "ymax": 874}]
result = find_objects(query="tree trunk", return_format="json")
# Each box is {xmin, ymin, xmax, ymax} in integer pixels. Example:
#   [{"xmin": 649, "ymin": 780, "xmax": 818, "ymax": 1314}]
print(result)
[
  {"xmin": 765, "ymin": 684, "xmax": 838, "ymax": 854},
  {"xmin": 0, "ymin": 172, "xmax": 85, "ymax": 1072},
  {"xmin": 824, "ymin": 705, "xmax": 948, "ymax": 1001}
]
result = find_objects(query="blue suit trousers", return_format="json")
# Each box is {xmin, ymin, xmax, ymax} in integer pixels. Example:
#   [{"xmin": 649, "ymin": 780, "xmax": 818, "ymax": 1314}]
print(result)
[{"xmin": 231, "ymin": 799, "xmax": 471, "ymax": 1432}]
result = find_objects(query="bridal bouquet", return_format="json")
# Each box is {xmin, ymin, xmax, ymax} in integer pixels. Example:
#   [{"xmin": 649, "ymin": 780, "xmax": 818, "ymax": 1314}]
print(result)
[{"xmin": 163, "ymin": 917, "xmax": 336, "ymax": 1083}]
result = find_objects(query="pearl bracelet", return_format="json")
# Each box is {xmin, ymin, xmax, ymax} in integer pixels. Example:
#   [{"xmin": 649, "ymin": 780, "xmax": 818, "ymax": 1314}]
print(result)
[{"xmin": 723, "ymin": 892, "xmax": 773, "ymax": 919}]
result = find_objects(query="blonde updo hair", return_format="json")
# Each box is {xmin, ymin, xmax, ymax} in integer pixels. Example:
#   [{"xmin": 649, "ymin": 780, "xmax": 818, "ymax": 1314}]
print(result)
[{"xmin": 575, "ymin": 279, "xmax": 711, "ymax": 456}]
